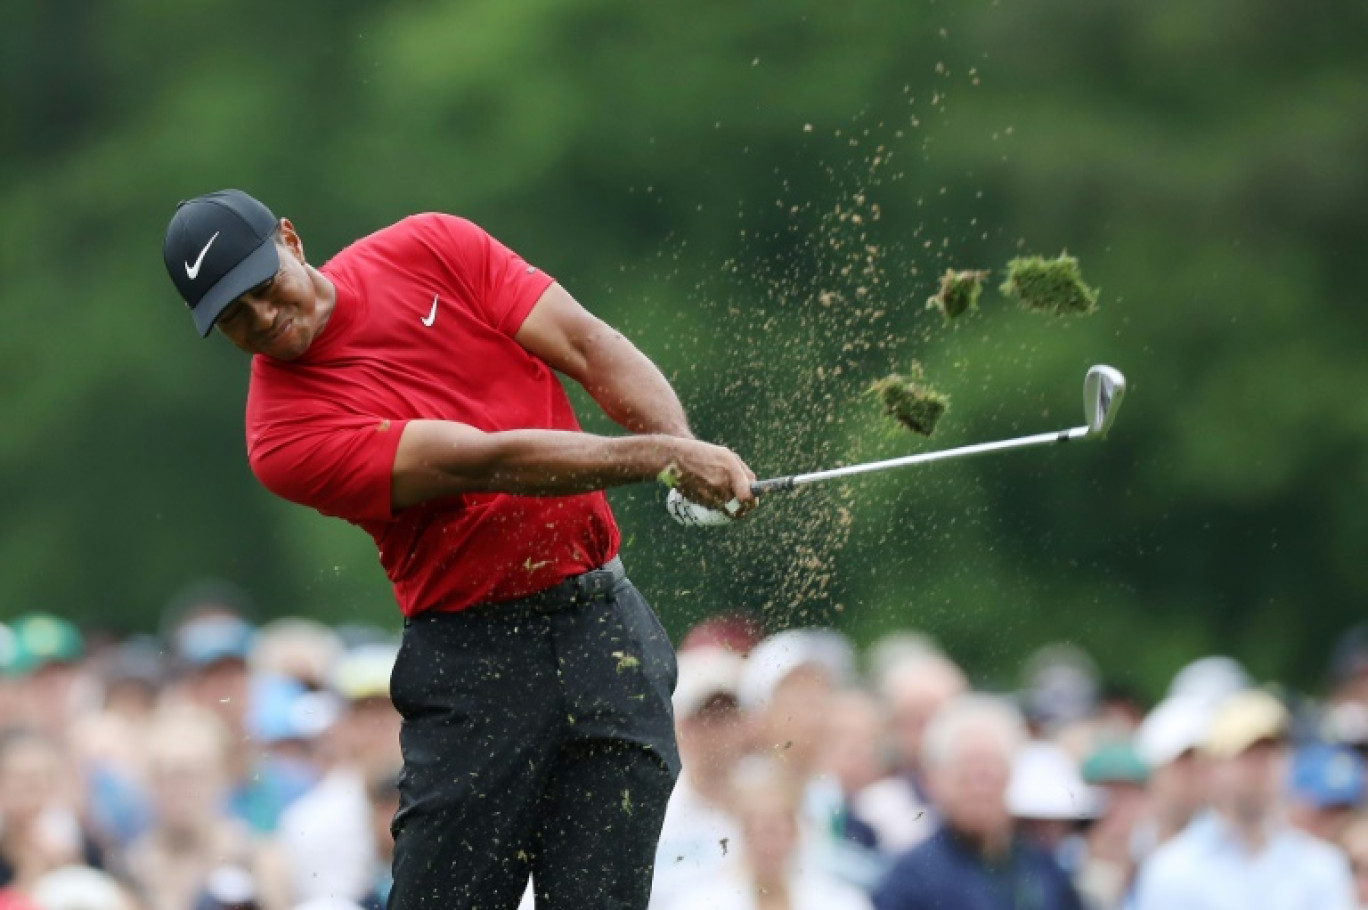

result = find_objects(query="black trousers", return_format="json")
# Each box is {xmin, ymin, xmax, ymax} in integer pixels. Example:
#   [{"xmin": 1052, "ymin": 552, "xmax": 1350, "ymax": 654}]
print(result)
[{"xmin": 387, "ymin": 558, "xmax": 680, "ymax": 910}]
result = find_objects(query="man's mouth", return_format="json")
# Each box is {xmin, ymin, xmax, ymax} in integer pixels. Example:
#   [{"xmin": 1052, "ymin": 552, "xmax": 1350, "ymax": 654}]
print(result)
[{"xmin": 260, "ymin": 318, "xmax": 292, "ymax": 346}]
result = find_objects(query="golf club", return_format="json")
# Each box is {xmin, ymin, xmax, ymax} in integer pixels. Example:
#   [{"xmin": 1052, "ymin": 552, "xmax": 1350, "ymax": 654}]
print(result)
[{"xmin": 667, "ymin": 364, "xmax": 1126, "ymax": 526}]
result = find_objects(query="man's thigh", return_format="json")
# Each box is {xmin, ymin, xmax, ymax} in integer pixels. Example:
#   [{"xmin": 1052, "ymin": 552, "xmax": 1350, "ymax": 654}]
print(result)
[
  {"xmin": 529, "ymin": 739, "xmax": 676, "ymax": 910},
  {"xmin": 525, "ymin": 580, "xmax": 679, "ymax": 909},
  {"xmin": 554, "ymin": 579, "xmax": 680, "ymax": 774},
  {"xmin": 387, "ymin": 613, "xmax": 562, "ymax": 910}
]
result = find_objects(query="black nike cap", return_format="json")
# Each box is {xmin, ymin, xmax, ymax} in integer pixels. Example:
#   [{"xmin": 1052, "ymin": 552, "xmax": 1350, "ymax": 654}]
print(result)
[{"xmin": 163, "ymin": 189, "xmax": 281, "ymax": 337}]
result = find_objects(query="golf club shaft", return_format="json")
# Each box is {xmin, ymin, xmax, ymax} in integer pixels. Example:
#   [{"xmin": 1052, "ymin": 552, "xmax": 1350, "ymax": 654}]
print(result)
[{"xmin": 751, "ymin": 425, "xmax": 1091, "ymax": 494}]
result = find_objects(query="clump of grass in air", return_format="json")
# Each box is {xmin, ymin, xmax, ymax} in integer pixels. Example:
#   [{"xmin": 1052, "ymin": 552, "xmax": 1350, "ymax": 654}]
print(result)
[
  {"xmin": 870, "ymin": 371, "xmax": 948, "ymax": 437},
  {"xmin": 1000, "ymin": 253, "xmax": 1098, "ymax": 316},
  {"xmin": 927, "ymin": 269, "xmax": 989, "ymax": 321}
]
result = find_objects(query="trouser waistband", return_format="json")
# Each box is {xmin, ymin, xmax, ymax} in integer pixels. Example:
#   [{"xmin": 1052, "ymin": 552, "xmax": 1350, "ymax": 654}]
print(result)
[{"xmin": 410, "ymin": 556, "xmax": 626, "ymax": 623}]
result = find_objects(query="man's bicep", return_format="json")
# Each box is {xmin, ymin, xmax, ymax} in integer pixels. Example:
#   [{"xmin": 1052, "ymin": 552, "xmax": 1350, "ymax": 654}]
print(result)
[
  {"xmin": 514, "ymin": 283, "xmax": 617, "ymax": 381},
  {"xmin": 391, "ymin": 419, "xmax": 493, "ymax": 511}
]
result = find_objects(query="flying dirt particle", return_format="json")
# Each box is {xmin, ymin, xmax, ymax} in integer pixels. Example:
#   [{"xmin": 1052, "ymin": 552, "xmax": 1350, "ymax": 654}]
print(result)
[
  {"xmin": 612, "ymin": 651, "xmax": 641, "ymax": 673},
  {"xmin": 622, "ymin": 789, "xmax": 634, "ymax": 814},
  {"xmin": 870, "ymin": 373, "xmax": 949, "ymax": 437},
  {"xmin": 926, "ymin": 268, "xmax": 989, "ymax": 321},
  {"xmin": 1000, "ymin": 253, "xmax": 1098, "ymax": 316}
]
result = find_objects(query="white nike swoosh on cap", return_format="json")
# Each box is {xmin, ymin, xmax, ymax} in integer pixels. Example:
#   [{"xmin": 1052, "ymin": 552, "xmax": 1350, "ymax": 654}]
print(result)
[
  {"xmin": 421, "ymin": 295, "xmax": 439, "ymax": 327},
  {"xmin": 185, "ymin": 231, "xmax": 220, "ymax": 280}
]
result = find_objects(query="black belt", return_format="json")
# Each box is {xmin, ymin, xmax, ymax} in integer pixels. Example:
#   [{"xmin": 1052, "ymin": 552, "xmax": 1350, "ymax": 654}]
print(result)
[{"xmin": 411, "ymin": 556, "xmax": 626, "ymax": 622}]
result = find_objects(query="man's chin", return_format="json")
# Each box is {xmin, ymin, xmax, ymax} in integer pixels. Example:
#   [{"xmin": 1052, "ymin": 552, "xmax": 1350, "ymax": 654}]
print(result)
[{"xmin": 261, "ymin": 325, "xmax": 311, "ymax": 361}]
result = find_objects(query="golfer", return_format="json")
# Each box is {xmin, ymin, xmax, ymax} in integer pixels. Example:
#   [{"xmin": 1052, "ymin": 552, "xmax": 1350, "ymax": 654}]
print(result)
[{"xmin": 162, "ymin": 189, "xmax": 757, "ymax": 909}]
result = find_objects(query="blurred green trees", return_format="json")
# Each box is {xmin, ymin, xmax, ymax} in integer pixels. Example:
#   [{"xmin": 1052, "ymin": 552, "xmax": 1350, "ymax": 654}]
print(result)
[{"xmin": 2, "ymin": 0, "xmax": 1365, "ymax": 696}]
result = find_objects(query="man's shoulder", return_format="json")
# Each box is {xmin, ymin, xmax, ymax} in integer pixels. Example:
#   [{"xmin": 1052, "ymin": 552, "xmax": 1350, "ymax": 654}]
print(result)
[
  {"xmin": 880, "ymin": 828, "xmax": 960, "ymax": 889},
  {"xmin": 1273, "ymin": 825, "xmax": 1354, "ymax": 876},
  {"xmin": 326, "ymin": 213, "xmax": 481, "ymax": 268},
  {"xmin": 1142, "ymin": 824, "xmax": 1210, "ymax": 873},
  {"xmin": 1137, "ymin": 816, "xmax": 1229, "ymax": 890}
]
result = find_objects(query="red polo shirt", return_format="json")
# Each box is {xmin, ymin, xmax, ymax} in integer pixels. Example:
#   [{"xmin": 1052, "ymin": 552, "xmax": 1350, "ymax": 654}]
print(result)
[{"xmin": 246, "ymin": 214, "xmax": 620, "ymax": 616}]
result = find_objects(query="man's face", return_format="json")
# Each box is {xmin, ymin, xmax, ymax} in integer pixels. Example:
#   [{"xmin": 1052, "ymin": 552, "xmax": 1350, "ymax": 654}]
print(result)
[
  {"xmin": 1150, "ymin": 749, "xmax": 1207, "ymax": 820},
  {"xmin": 678, "ymin": 694, "xmax": 749, "ymax": 775},
  {"xmin": 761, "ymin": 665, "xmax": 833, "ymax": 767},
  {"xmin": 928, "ymin": 726, "xmax": 1013, "ymax": 843},
  {"xmin": 214, "ymin": 219, "xmax": 326, "ymax": 360},
  {"xmin": 1214, "ymin": 738, "xmax": 1286, "ymax": 824}
]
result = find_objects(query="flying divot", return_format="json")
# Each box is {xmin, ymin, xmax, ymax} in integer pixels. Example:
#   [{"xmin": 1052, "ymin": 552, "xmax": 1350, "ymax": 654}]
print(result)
[
  {"xmin": 927, "ymin": 269, "xmax": 989, "ymax": 321},
  {"xmin": 1000, "ymin": 253, "xmax": 1098, "ymax": 316},
  {"xmin": 869, "ymin": 373, "xmax": 949, "ymax": 437}
]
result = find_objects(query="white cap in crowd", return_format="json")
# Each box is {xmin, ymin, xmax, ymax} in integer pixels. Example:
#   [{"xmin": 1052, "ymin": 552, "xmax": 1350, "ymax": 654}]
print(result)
[
  {"xmin": 331, "ymin": 642, "xmax": 400, "ymax": 702},
  {"xmin": 1007, "ymin": 740, "xmax": 1103, "ymax": 820},
  {"xmin": 31, "ymin": 866, "xmax": 129, "ymax": 910},
  {"xmin": 672, "ymin": 646, "xmax": 745, "ymax": 717},
  {"xmin": 1167, "ymin": 656, "xmax": 1250, "ymax": 707},
  {"xmin": 738, "ymin": 628, "xmax": 855, "ymax": 711},
  {"xmin": 1135, "ymin": 695, "xmax": 1214, "ymax": 768}
]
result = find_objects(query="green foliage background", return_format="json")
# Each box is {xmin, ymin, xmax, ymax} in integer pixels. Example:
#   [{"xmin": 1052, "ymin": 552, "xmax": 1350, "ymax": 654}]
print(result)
[{"xmin": 3, "ymin": 0, "xmax": 1365, "ymax": 696}]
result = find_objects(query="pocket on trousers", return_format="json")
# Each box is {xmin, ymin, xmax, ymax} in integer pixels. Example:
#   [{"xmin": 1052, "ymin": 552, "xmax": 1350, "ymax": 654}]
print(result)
[{"xmin": 613, "ymin": 582, "xmax": 678, "ymax": 697}]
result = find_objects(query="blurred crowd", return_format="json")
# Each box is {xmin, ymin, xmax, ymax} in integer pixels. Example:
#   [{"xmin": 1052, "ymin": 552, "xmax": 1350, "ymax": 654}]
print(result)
[{"xmin": 1, "ymin": 584, "xmax": 1367, "ymax": 910}]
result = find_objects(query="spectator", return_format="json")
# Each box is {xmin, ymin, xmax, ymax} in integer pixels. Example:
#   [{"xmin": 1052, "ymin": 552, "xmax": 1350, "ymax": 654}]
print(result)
[
  {"xmin": 70, "ymin": 637, "xmax": 173, "ymax": 852},
  {"xmin": 1008, "ymin": 739, "xmax": 1102, "ymax": 902},
  {"xmin": 1341, "ymin": 814, "xmax": 1368, "ymax": 909},
  {"xmin": 0, "ymin": 730, "xmax": 92, "ymax": 897},
  {"xmin": 1286, "ymin": 743, "xmax": 1365, "ymax": 846},
  {"xmin": 659, "ymin": 761, "xmax": 871, "ymax": 910},
  {"xmin": 873, "ymin": 694, "xmax": 1083, "ymax": 910},
  {"xmin": 1020, "ymin": 644, "xmax": 1101, "ymax": 736},
  {"xmin": 275, "ymin": 644, "xmax": 401, "ymax": 905},
  {"xmin": 856, "ymin": 648, "xmax": 967, "ymax": 853},
  {"xmin": 650, "ymin": 647, "xmax": 749, "ymax": 903},
  {"xmin": 1076, "ymin": 742, "xmax": 1151, "ymax": 909},
  {"xmin": 249, "ymin": 620, "xmax": 343, "ymax": 694},
  {"xmin": 358, "ymin": 770, "xmax": 401, "ymax": 910},
  {"xmin": 819, "ymin": 689, "xmax": 887, "ymax": 851},
  {"xmin": 119, "ymin": 706, "xmax": 290, "ymax": 910},
  {"xmin": 1328, "ymin": 625, "xmax": 1368, "ymax": 709},
  {"xmin": 741, "ymin": 629, "xmax": 882, "ymax": 889},
  {"xmin": 1131, "ymin": 695, "xmax": 1211, "ymax": 856},
  {"xmin": 3, "ymin": 616, "xmax": 89, "ymax": 741},
  {"xmin": 1132, "ymin": 689, "xmax": 1355, "ymax": 910},
  {"xmin": 1007, "ymin": 740, "xmax": 1101, "ymax": 861},
  {"xmin": 166, "ymin": 612, "xmax": 313, "ymax": 834}
]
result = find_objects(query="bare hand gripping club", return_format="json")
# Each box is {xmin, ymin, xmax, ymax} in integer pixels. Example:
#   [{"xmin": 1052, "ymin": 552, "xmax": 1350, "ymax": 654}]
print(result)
[{"xmin": 666, "ymin": 365, "xmax": 1126, "ymax": 527}]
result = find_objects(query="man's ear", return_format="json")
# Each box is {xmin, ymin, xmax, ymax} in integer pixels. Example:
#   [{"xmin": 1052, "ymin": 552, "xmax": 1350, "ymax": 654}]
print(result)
[{"xmin": 278, "ymin": 217, "xmax": 306, "ymax": 263}]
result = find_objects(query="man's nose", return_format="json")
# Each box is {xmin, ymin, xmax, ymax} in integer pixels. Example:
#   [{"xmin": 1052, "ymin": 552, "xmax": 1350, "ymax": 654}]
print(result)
[{"xmin": 243, "ymin": 295, "xmax": 277, "ymax": 329}]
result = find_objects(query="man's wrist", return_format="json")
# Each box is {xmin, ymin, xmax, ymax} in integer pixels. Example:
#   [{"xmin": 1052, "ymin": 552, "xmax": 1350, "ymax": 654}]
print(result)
[{"xmin": 609, "ymin": 433, "xmax": 680, "ymax": 483}]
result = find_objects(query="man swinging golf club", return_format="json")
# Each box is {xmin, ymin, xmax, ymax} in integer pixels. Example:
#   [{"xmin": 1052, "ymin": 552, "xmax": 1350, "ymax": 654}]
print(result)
[{"xmin": 162, "ymin": 189, "xmax": 757, "ymax": 910}]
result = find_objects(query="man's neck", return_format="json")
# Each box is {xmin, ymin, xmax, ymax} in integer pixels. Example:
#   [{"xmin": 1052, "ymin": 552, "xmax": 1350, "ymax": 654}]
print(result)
[
  {"xmin": 949, "ymin": 824, "xmax": 1013, "ymax": 862},
  {"xmin": 1215, "ymin": 804, "xmax": 1276, "ymax": 852},
  {"xmin": 308, "ymin": 265, "xmax": 337, "ymax": 335}
]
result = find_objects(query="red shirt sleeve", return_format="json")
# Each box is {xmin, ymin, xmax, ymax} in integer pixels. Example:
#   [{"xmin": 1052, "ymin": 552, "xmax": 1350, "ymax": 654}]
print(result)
[
  {"xmin": 426, "ymin": 214, "xmax": 555, "ymax": 336},
  {"xmin": 248, "ymin": 415, "xmax": 409, "ymax": 524}
]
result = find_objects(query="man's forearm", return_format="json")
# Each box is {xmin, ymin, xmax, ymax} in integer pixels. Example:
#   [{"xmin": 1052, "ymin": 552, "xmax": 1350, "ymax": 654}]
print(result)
[
  {"xmin": 476, "ymin": 429, "xmax": 675, "ymax": 493},
  {"xmin": 391, "ymin": 421, "xmax": 679, "ymax": 509}
]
